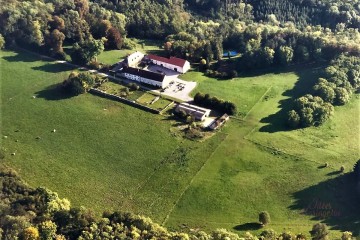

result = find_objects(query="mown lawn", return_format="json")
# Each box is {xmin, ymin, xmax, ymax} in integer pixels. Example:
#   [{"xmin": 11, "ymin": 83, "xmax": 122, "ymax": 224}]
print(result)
[
  {"xmin": 1, "ymin": 49, "xmax": 359, "ymax": 238},
  {"xmin": 136, "ymin": 93, "xmax": 173, "ymax": 110}
]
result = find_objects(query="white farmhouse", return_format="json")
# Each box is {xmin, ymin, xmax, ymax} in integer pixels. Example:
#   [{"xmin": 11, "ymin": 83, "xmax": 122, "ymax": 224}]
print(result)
[
  {"xmin": 147, "ymin": 54, "xmax": 190, "ymax": 73},
  {"xmin": 125, "ymin": 51, "xmax": 145, "ymax": 67},
  {"xmin": 175, "ymin": 103, "xmax": 211, "ymax": 121},
  {"xmin": 118, "ymin": 66, "xmax": 171, "ymax": 88}
]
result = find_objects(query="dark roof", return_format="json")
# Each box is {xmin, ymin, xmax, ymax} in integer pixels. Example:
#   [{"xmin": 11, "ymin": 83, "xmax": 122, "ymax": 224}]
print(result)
[
  {"xmin": 147, "ymin": 54, "xmax": 187, "ymax": 68},
  {"xmin": 122, "ymin": 66, "xmax": 165, "ymax": 82}
]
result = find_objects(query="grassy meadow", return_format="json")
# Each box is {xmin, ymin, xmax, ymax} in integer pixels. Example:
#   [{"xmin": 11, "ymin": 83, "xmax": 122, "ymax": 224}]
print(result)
[
  {"xmin": 0, "ymin": 49, "xmax": 217, "ymax": 221},
  {"xmin": 1, "ymin": 49, "xmax": 359, "ymax": 238},
  {"xmin": 168, "ymin": 65, "xmax": 360, "ymax": 237}
]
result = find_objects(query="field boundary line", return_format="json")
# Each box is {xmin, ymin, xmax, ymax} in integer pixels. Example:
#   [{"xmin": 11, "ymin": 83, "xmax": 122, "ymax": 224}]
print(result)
[
  {"xmin": 161, "ymin": 133, "xmax": 229, "ymax": 225},
  {"xmin": 244, "ymin": 137, "xmax": 338, "ymax": 170},
  {"xmin": 243, "ymin": 86, "xmax": 272, "ymax": 120}
]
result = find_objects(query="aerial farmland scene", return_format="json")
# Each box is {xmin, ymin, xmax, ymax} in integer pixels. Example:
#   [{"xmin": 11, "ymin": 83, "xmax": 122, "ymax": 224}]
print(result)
[{"xmin": 0, "ymin": 0, "xmax": 359, "ymax": 239}]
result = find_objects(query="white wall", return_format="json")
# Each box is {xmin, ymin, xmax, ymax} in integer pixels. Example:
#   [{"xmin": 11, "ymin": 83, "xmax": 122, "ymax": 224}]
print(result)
[
  {"xmin": 122, "ymin": 73, "xmax": 163, "ymax": 88},
  {"xmin": 127, "ymin": 52, "xmax": 145, "ymax": 67}
]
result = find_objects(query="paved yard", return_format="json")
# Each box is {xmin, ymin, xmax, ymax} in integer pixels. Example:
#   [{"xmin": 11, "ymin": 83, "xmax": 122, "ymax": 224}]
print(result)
[{"xmin": 145, "ymin": 65, "xmax": 197, "ymax": 102}]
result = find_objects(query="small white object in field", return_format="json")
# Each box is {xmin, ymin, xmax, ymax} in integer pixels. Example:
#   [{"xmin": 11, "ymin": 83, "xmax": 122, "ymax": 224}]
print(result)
[
  {"xmin": 52, "ymin": 129, "xmax": 56, "ymax": 133},
  {"xmin": 15, "ymin": 140, "xmax": 19, "ymax": 142},
  {"xmin": 11, "ymin": 153, "xmax": 15, "ymax": 156},
  {"xmin": 103, "ymin": 108, "xmax": 107, "ymax": 111},
  {"xmin": 33, "ymin": 96, "xmax": 36, "ymax": 99},
  {"xmin": 36, "ymin": 136, "xmax": 41, "ymax": 140},
  {"xmin": 4, "ymin": 136, "xmax": 8, "ymax": 139}
]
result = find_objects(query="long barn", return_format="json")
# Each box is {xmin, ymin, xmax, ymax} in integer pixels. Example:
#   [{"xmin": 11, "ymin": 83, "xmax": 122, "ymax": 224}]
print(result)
[
  {"xmin": 117, "ymin": 66, "xmax": 171, "ymax": 89},
  {"xmin": 147, "ymin": 54, "xmax": 190, "ymax": 73}
]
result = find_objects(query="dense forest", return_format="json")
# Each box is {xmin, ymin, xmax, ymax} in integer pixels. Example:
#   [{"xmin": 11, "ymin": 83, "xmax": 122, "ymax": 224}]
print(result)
[
  {"xmin": 0, "ymin": 0, "xmax": 359, "ymax": 123},
  {"xmin": 0, "ymin": 165, "xmax": 357, "ymax": 239}
]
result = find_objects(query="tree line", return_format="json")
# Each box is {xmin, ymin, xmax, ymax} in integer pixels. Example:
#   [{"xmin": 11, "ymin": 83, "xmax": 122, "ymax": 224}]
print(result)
[
  {"xmin": 287, "ymin": 54, "xmax": 360, "ymax": 128},
  {"xmin": 0, "ymin": 165, "xmax": 356, "ymax": 240},
  {"xmin": 194, "ymin": 92, "xmax": 237, "ymax": 115}
]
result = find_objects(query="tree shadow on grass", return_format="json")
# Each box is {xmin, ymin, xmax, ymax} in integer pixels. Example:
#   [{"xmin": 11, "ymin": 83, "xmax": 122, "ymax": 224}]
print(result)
[
  {"xmin": 2, "ymin": 51, "xmax": 44, "ymax": 63},
  {"xmin": 32, "ymin": 62, "xmax": 76, "ymax": 73},
  {"xmin": 258, "ymin": 63, "xmax": 325, "ymax": 133},
  {"xmin": 289, "ymin": 172, "xmax": 360, "ymax": 235},
  {"xmin": 35, "ymin": 84, "xmax": 76, "ymax": 101},
  {"xmin": 233, "ymin": 222, "xmax": 262, "ymax": 231}
]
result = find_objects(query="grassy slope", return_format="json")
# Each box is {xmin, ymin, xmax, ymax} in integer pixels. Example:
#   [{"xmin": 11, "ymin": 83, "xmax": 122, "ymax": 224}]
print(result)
[
  {"xmin": 180, "ymin": 70, "xmax": 297, "ymax": 117},
  {"xmin": 167, "ymin": 66, "xmax": 360, "ymax": 237},
  {"xmin": 0, "ymin": 49, "xmax": 219, "ymax": 222},
  {"xmin": 1, "ymin": 49, "xmax": 359, "ymax": 237}
]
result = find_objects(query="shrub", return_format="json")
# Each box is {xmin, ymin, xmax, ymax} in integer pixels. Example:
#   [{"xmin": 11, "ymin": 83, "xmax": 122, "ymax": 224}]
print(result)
[
  {"xmin": 194, "ymin": 92, "xmax": 237, "ymax": 115},
  {"xmin": 128, "ymin": 82, "xmax": 140, "ymax": 91},
  {"xmin": 341, "ymin": 231, "xmax": 353, "ymax": 240},
  {"xmin": 51, "ymin": 51, "xmax": 66, "ymax": 60},
  {"xmin": 259, "ymin": 211, "xmax": 271, "ymax": 226},
  {"xmin": 23, "ymin": 227, "xmax": 40, "ymax": 240},
  {"xmin": 123, "ymin": 38, "xmax": 137, "ymax": 50},
  {"xmin": 62, "ymin": 72, "xmax": 96, "ymax": 95},
  {"xmin": 287, "ymin": 110, "xmax": 300, "ymax": 128},
  {"xmin": 340, "ymin": 166, "xmax": 345, "ymax": 172},
  {"xmin": 0, "ymin": 34, "xmax": 5, "ymax": 49},
  {"xmin": 229, "ymin": 70, "xmax": 238, "ymax": 79},
  {"xmin": 88, "ymin": 61, "xmax": 101, "ymax": 70},
  {"xmin": 260, "ymin": 229, "xmax": 277, "ymax": 240},
  {"xmin": 309, "ymin": 223, "xmax": 329, "ymax": 240}
]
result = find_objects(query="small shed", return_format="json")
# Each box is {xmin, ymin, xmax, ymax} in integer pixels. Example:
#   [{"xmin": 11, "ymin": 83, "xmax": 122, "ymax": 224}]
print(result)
[
  {"xmin": 175, "ymin": 103, "xmax": 211, "ymax": 121},
  {"xmin": 209, "ymin": 114, "xmax": 229, "ymax": 130}
]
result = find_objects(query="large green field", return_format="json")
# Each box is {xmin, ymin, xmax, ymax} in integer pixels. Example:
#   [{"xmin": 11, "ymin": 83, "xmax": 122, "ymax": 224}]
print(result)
[{"xmin": 1, "ymin": 49, "xmax": 359, "ymax": 238}]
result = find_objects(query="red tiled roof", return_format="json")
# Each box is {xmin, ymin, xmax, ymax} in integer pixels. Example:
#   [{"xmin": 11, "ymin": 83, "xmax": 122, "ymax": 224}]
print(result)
[{"xmin": 147, "ymin": 54, "xmax": 187, "ymax": 68}]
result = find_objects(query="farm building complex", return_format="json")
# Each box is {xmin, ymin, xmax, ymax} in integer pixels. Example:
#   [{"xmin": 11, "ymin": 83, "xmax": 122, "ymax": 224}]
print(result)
[
  {"xmin": 117, "ymin": 66, "xmax": 171, "ymax": 88},
  {"xmin": 114, "ymin": 51, "xmax": 190, "ymax": 88},
  {"xmin": 175, "ymin": 103, "xmax": 211, "ymax": 121}
]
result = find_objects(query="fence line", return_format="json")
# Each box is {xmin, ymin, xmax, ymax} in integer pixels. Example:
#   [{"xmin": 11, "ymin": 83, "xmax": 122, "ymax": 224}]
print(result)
[{"xmin": 89, "ymin": 88, "xmax": 160, "ymax": 114}]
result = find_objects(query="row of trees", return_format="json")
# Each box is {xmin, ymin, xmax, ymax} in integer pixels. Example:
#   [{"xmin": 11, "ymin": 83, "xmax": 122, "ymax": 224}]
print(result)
[
  {"xmin": 194, "ymin": 92, "xmax": 237, "ymax": 115},
  {"xmin": 164, "ymin": 18, "xmax": 359, "ymax": 73},
  {"xmin": 287, "ymin": 54, "xmax": 360, "ymax": 128},
  {"xmin": 0, "ymin": 164, "xmax": 355, "ymax": 240},
  {"xmin": 184, "ymin": 0, "xmax": 360, "ymax": 30}
]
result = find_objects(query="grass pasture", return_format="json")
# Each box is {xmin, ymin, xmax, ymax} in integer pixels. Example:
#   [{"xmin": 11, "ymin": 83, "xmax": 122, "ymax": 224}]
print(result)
[
  {"xmin": 169, "ymin": 65, "xmax": 360, "ymax": 237},
  {"xmin": 136, "ymin": 92, "xmax": 173, "ymax": 110},
  {"xmin": 1, "ymin": 49, "xmax": 359, "ymax": 238},
  {"xmin": 0, "ymin": 49, "xmax": 208, "ymax": 221}
]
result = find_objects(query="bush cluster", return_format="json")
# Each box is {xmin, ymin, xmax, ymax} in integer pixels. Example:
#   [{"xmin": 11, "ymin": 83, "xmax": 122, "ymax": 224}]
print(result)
[
  {"xmin": 287, "ymin": 54, "xmax": 360, "ymax": 128},
  {"xmin": 205, "ymin": 69, "xmax": 238, "ymax": 79},
  {"xmin": 62, "ymin": 72, "xmax": 98, "ymax": 95},
  {"xmin": 194, "ymin": 92, "xmax": 237, "ymax": 115}
]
